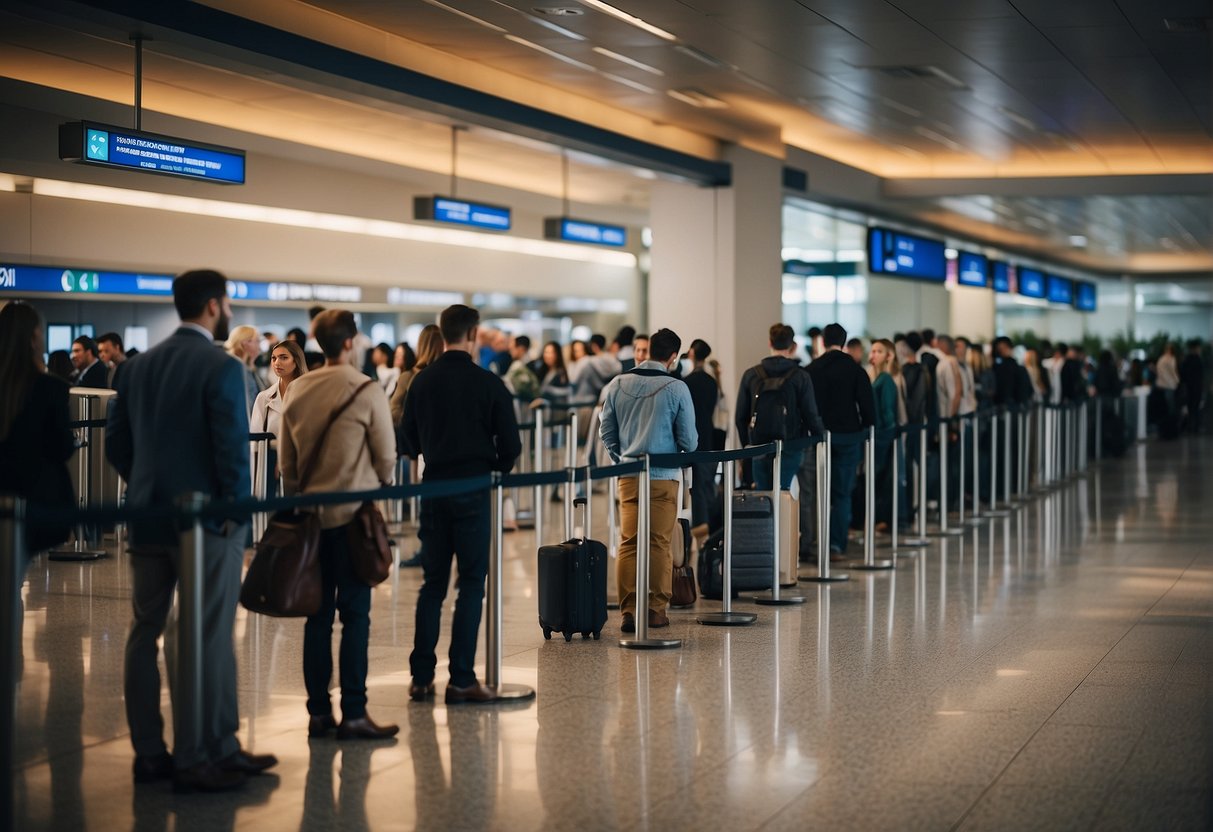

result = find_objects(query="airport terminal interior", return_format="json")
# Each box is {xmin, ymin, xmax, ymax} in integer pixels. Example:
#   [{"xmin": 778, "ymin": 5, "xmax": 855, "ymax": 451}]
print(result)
[{"xmin": 1, "ymin": 0, "xmax": 1211, "ymax": 830}]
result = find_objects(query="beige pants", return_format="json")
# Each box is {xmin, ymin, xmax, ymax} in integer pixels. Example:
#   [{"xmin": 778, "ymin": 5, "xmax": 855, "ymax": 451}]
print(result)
[{"xmin": 616, "ymin": 477, "xmax": 678, "ymax": 616}]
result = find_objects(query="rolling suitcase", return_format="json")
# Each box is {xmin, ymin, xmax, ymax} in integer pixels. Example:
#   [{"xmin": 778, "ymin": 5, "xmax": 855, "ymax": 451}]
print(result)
[
  {"xmin": 537, "ymin": 498, "xmax": 608, "ymax": 642},
  {"xmin": 777, "ymin": 491, "xmax": 799, "ymax": 586},
  {"xmin": 729, "ymin": 492, "xmax": 776, "ymax": 591}
]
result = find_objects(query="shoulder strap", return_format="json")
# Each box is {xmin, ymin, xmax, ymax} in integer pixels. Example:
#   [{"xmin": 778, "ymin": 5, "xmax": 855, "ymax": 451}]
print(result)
[{"xmin": 296, "ymin": 379, "xmax": 376, "ymax": 493}]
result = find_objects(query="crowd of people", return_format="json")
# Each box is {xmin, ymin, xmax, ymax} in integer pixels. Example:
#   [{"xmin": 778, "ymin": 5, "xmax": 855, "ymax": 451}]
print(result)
[{"xmin": 1, "ymin": 274, "xmax": 1208, "ymax": 794}]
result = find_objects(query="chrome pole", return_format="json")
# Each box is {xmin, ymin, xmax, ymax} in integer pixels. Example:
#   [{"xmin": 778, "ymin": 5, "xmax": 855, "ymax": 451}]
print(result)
[
  {"xmin": 0, "ymin": 496, "xmax": 24, "ymax": 832},
  {"xmin": 1003, "ymin": 409, "xmax": 1013, "ymax": 506},
  {"xmin": 849, "ymin": 427, "xmax": 893, "ymax": 569},
  {"xmin": 932, "ymin": 420, "xmax": 964, "ymax": 536},
  {"xmin": 50, "ymin": 396, "xmax": 105, "ymax": 561},
  {"xmin": 699, "ymin": 459, "xmax": 756, "ymax": 625},
  {"xmin": 986, "ymin": 410, "xmax": 1010, "ymax": 516},
  {"xmin": 534, "ymin": 407, "xmax": 545, "ymax": 540},
  {"xmin": 801, "ymin": 433, "xmax": 848, "ymax": 584},
  {"xmin": 1095, "ymin": 398, "xmax": 1103, "ymax": 463},
  {"xmin": 755, "ymin": 441, "xmax": 806, "ymax": 603},
  {"xmin": 488, "ymin": 476, "xmax": 535, "ymax": 699},
  {"xmin": 621, "ymin": 456, "xmax": 681, "ymax": 648},
  {"xmin": 175, "ymin": 492, "xmax": 206, "ymax": 764}
]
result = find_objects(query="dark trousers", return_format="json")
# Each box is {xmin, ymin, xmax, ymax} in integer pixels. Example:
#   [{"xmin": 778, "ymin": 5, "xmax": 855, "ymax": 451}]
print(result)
[
  {"xmin": 690, "ymin": 460, "xmax": 717, "ymax": 529},
  {"xmin": 304, "ymin": 524, "xmax": 372, "ymax": 719},
  {"xmin": 829, "ymin": 442, "xmax": 863, "ymax": 553},
  {"xmin": 410, "ymin": 491, "xmax": 491, "ymax": 689}
]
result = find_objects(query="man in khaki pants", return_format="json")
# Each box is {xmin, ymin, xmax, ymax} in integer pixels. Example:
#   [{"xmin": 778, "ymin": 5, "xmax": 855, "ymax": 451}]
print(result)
[{"xmin": 600, "ymin": 328, "xmax": 698, "ymax": 633}]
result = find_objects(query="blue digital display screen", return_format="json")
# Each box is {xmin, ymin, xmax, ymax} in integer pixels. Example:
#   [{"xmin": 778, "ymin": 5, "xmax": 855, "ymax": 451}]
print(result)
[
  {"xmin": 414, "ymin": 196, "xmax": 511, "ymax": 231},
  {"xmin": 60, "ymin": 122, "xmax": 245, "ymax": 184},
  {"xmin": 1046, "ymin": 274, "xmax": 1074, "ymax": 304},
  {"xmin": 0, "ymin": 264, "xmax": 174, "ymax": 295},
  {"xmin": 989, "ymin": 260, "xmax": 1010, "ymax": 293},
  {"xmin": 544, "ymin": 217, "xmax": 626, "ymax": 247},
  {"xmin": 1073, "ymin": 281, "xmax": 1097, "ymax": 312},
  {"xmin": 956, "ymin": 250, "xmax": 989, "ymax": 287},
  {"xmin": 1017, "ymin": 266, "xmax": 1046, "ymax": 298},
  {"xmin": 867, "ymin": 227, "xmax": 946, "ymax": 281}
]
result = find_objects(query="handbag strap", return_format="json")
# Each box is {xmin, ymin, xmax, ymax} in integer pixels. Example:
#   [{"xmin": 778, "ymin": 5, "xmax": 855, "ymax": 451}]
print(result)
[{"xmin": 296, "ymin": 379, "xmax": 377, "ymax": 493}]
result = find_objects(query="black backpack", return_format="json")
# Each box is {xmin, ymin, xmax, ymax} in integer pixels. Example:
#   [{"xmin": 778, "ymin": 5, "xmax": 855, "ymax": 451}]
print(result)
[{"xmin": 748, "ymin": 365, "xmax": 796, "ymax": 444}]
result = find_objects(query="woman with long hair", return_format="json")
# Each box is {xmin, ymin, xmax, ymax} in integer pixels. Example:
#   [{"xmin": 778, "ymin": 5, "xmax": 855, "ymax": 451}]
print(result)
[
  {"xmin": 225, "ymin": 324, "xmax": 263, "ymax": 414},
  {"xmin": 392, "ymin": 324, "xmax": 444, "ymax": 567},
  {"xmin": 371, "ymin": 342, "xmax": 399, "ymax": 396},
  {"xmin": 867, "ymin": 338, "xmax": 904, "ymax": 530},
  {"xmin": 251, "ymin": 340, "xmax": 309, "ymax": 495},
  {"xmin": 536, "ymin": 340, "xmax": 571, "ymax": 402},
  {"xmin": 1023, "ymin": 348, "xmax": 1047, "ymax": 401},
  {"xmin": 0, "ymin": 301, "xmax": 76, "ymax": 555}
]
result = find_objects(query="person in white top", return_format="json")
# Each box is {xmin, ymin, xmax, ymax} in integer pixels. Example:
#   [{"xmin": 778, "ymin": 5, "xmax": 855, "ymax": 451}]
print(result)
[
  {"xmin": 954, "ymin": 337, "xmax": 978, "ymax": 416},
  {"xmin": 370, "ymin": 343, "xmax": 400, "ymax": 397},
  {"xmin": 934, "ymin": 334, "xmax": 964, "ymax": 419},
  {"xmin": 1045, "ymin": 343, "xmax": 1066, "ymax": 405},
  {"xmin": 1156, "ymin": 343, "xmax": 1180, "ymax": 391},
  {"xmin": 252, "ymin": 340, "xmax": 309, "ymax": 438}
]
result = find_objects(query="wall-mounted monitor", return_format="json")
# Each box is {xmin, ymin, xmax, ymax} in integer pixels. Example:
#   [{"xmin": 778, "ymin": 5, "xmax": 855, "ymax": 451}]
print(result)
[
  {"xmin": 867, "ymin": 227, "xmax": 946, "ymax": 281},
  {"xmin": 1073, "ymin": 281, "xmax": 1097, "ymax": 312},
  {"xmin": 1046, "ymin": 274, "xmax": 1074, "ymax": 305},
  {"xmin": 956, "ymin": 250, "xmax": 989, "ymax": 287},
  {"xmin": 59, "ymin": 121, "xmax": 246, "ymax": 184},
  {"xmin": 1016, "ymin": 266, "xmax": 1046, "ymax": 298},
  {"xmin": 989, "ymin": 260, "xmax": 1010, "ymax": 293}
]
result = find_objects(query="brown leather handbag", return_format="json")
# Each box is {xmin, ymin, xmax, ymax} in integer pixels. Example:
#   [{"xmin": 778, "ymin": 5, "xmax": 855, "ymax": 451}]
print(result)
[
  {"xmin": 348, "ymin": 499, "xmax": 392, "ymax": 585},
  {"xmin": 240, "ymin": 380, "xmax": 377, "ymax": 617}
]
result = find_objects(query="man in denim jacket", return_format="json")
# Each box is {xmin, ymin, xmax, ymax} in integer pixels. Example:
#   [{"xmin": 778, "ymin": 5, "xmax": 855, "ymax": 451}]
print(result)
[{"xmin": 600, "ymin": 328, "xmax": 698, "ymax": 632}]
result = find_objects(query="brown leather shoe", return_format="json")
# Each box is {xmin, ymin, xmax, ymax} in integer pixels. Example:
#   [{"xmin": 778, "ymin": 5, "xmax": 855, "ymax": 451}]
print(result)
[
  {"xmin": 132, "ymin": 752, "xmax": 174, "ymax": 783},
  {"xmin": 409, "ymin": 681, "xmax": 436, "ymax": 702},
  {"xmin": 308, "ymin": 714, "xmax": 337, "ymax": 737},
  {"xmin": 445, "ymin": 683, "xmax": 499, "ymax": 704},
  {"xmin": 218, "ymin": 749, "xmax": 278, "ymax": 775},
  {"xmin": 337, "ymin": 715, "xmax": 400, "ymax": 740},
  {"xmin": 648, "ymin": 609, "xmax": 670, "ymax": 628},
  {"xmin": 173, "ymin": 762, "xmax": 245, "ymax": 793},
  {"xmin": 620, "ymin": 613, "xmax": 636, "ymax": 633}
]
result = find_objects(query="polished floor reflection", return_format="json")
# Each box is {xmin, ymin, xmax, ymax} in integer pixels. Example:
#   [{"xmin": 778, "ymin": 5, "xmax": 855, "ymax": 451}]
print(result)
[{"xmin": 13, "ymin": 437, "xmax": 1212, "ymax": 831}]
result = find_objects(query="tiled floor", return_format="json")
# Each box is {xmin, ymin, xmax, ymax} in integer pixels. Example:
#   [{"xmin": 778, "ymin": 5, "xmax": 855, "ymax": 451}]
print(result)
[{"xmin": 11, "ymin": 436, "xmax": 1212, "ymax": 831}]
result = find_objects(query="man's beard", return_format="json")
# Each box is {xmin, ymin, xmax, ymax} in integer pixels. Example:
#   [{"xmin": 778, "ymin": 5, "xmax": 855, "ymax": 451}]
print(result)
[{"xmin": 213, "ymin": 307, "xmax": 231, "ymax": 342}]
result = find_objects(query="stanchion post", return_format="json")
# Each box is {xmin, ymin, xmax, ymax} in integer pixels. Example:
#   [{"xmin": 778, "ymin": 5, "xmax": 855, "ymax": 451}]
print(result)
[
  {"xmin": 848, "ymin": 427, "xmax": 893, "ymax": 569},
  {"xmin": 801, "ymin": 433, "xmax": 848, "ymax": 583},
  {"xmin": 931, "ymin": 420, "xmax": 964, "ymax": 536},
  {"xmin": 175, "ymin": 492, "xmax": 206, "ymax": 766},
  {"xmin": 0, "ymin": 496, "xmax": 24, "ymax": 831},
  {"xmin": 755, "ymin": 441, "xmax": 806, "ymax": 603},
  {"xmin": 620, "ymin": 456, "xmax": 680, "ymax": 649},
  {"xmin": 970, "ymin": 413, "xmax": 982, "ymax": 521},
  {"xmin": 900, "ymin": 424, "xmax": 930, "ymax": 547},
  {"xmin": 533, "ymin": 407, "xmax": 545, "ymax": 540},
  {"xmin": 607, "ymin": 476, "xmax": 619, "ymax": 561},
  {"xmin": 1002, "ymin": 409, "xmax": 1014, "ymax": 507},
  {"xmin": 50, "ymin": 397, "xmax": 106, "ymax": 561},
  {"xmin": 1095, "ymin": 398, "xmax": 1103, "ymax": 463},
  {"xmin": 891, "ymin": 432, "xmax": 916, "ymax": 556},
  {"xmin": 957, "ymin": 417, "xmax": 967, "ymax": 524},
  {"xmin": 487, "ymin": 475, "xmax": 535, "ymax": 700},
  {"xmin": 698, "ymin": 459, "xmax": 756, "ymax": 625}
]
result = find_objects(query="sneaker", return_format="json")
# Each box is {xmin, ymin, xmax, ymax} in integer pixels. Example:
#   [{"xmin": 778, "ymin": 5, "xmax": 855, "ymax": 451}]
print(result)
[{"xmin": 620, "ymin": 613, "xmax": 636, "ymax": 633}]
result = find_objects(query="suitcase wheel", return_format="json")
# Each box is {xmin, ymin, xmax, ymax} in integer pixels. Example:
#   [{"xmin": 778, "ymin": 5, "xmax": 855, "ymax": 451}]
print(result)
[
  {"xmin": 542, "ymin": 627, "xmax": 552, "ymax": 641},
  {"xmin": 592, "ymin": 630, "xmax": 601, "ymax": 640},
  {"xmin": 581, "ymin": 631, "xmax": 591, "ymax": 640},
  {"xmin": 563, "ymin": 632, "xmax": 573, "ymax": 643}
]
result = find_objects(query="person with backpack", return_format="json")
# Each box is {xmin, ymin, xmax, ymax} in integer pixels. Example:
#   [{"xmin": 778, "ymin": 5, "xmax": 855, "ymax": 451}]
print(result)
[
  {"xmin": 807, "ymin": 323, "xmax": 875, "ymax": 559},
  {"xmin": 735, "ymin": 323, "xmax": 825, "ymax": 491}
]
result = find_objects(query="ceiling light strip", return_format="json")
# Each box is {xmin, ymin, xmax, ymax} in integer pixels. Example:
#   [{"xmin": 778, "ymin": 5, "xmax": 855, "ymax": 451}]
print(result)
[
  {"xmin": 576, "ymin": 0, "xmax": 677, "ymax": 41},
  {"xmin": 600, "ymin": 72, "xmax": 656, "ymax": 94},
  {"xmin": 592, "ymin": 46, "xmax": 664, "ymax": 76},
  {"xmin": 27, "ymin": 178, "xmax": 636, "ymax": 267},
  {"xmin": 421, "ymin": 0, "xmax": 507, "ymax": 33},
  {"xmin": 504, "ymin": 35, "xmax": 596, "ymax": 71}
]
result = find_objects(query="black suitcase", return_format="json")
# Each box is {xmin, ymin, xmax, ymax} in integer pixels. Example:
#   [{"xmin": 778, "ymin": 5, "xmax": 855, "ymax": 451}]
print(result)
[
  {"xmin": 698, "ymin": 494, "xmax": 775, "ymax": 599},
  {"xmin": 537, "ymin": 499, "xmax": 608, "ymax": 642}
]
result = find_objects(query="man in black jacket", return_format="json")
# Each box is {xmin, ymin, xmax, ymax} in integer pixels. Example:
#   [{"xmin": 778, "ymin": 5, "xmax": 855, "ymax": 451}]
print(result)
[
  {"xmin": 735, "ymin": 323, "xmax": 825, "ymax": 491},
  {"xmin": 70, "ymin": 335, "xmax": 108, "ymax": 388},
  {"xmin": 684, "ymin": 339, "xmax": 721, "ymax": 531},
  {"xmin": 1180, "ymin": 340, "xmax": 1205, "ymax": 433},
  {"xmin": 401, "ymin": 304, "xmax": 522, "ymax": 705},
  {"xmin": 807, "ymin": 323, "xmax": 875, "ymax": 558}
]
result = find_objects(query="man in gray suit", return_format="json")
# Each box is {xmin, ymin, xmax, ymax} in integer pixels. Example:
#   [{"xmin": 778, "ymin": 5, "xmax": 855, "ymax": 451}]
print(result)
[{"xmin": 107, "ymin": 270, "xmax": 277, "ymax": 792}]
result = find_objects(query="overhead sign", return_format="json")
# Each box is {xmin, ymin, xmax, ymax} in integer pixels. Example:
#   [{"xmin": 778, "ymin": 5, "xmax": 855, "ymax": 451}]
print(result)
[
  {"xmin": 414, "ymin": 196, "xmax": 511, "ymax": 231},
  {"xmin": 1016, "ymin": 266, "xmax": 1046, "ymax": 299},
  {"xmin": 59, "ymin": 121, "xmax": 246, "ymax": 184},
  {"xmin": 544, "ymin": 217, "xmax": 627, "ymax": 247},
  {"xmin": 956, "ymin": 250, "xmax": 989, "ymax": 288},
  {"xmin": 1074, "ymin": 280, "xmax": 1097, "ymax": 312},
  {"xmin": 989, "ymin": 260, "xmax": 1010, "ymax": 293},
  {"xmin": 0, "ymin": 264, "xmax": 174, "ymax": 296},
  {"xmin": 1046, "ymin": 274, "xmax": 1074, "ymax": 305},
  {"xmin": 867, "ymin": 227, "xmax": 946, "ymax": 281}
]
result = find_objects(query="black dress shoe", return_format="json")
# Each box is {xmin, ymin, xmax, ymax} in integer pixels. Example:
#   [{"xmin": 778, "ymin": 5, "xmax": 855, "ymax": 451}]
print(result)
[
  {"xmin": 398, "ymin": 554, "xmax": 423, "ymax": 568},
  {"xmin": 308, "ymin": 714, "xmax": 338, "ymax": 737},
  {"xmin": 445, "ymin": 683, "xmax": 499, "ymax": 704},
  {"xmin": 219, "ymin": 749, "xmax": 279, "ymax": 775},
  {"xmin": 409, "ymin": 681, "xmax": 436, "ymax": 702},
  {"xmin": 173, "ymin": 762, "xmax": 245, "ymax": 793},
  {"xmin": 337, "ymin": 715, "xmax": 400, "ymax": 739},
  {"xmin": 133, "ymin": 752, "xmax": 174, "ymax": 783},
  {"xmin": 620, "ymin": 613, "xmax": 636, "ymax": 634}
]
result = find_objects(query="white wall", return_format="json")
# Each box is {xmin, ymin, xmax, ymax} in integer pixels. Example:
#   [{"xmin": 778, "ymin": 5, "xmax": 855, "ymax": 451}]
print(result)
[{"xmin": 947, "ymin": 284, "xmax": 995, "ymax": 340}]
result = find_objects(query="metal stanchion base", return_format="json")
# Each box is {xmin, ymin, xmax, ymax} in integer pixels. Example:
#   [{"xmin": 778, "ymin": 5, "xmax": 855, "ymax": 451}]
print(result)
[
  {"xmin": 751, "ymin": 592, "xmax": 807, "ymax": 605},
  {"xmin": 491, "ymin": 683, "xmax": 536, "ymax": 701},
  {"xmin": 927, "ymin": 527, "xmax": 965, "ymax": 537},
  {"xmin": 619, "ymin": 637, "xmax": 682, "ymax": 649},
  {"xmin": 48, "ymin": 547, "xmax": 107, "ymax": 562},
  {"xmin": 890, "ymin": 548, "xmax": 920, "ymax": 558},
  {"xmin": 799, "ymin": 573, "xmax": 850, "ymax": 583},
  {"xmin": 900, "ymin": 537, "xmax": 930, "ymax": 547},
  {"xmin": 844, "ymin": 560, "xmax": 895, "ymax": 570},
  {"xmin": 697, "ymin": 611, "xmax": 758, "ymax": 626},
  {"xmin": 959, "ymin": 516, "xmax": 987, "ymax": 526},
  {"xmin": 983, "ymin": 507, "xmax": 1013, "ymax": 517}
]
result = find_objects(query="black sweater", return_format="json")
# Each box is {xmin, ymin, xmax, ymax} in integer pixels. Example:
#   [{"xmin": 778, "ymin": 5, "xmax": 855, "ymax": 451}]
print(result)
[
  {"xmin": 806, "ymin": 349, "xmax": 875, "ymax": 433},
  {"xmin": 401, "ymin": 350, "xmax": 522, "ymax": 480}
]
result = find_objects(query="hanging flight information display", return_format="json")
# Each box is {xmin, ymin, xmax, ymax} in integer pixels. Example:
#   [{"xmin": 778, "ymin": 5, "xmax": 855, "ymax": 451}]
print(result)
[
  {"xmin": 867, "ymin": 227, "xmax": 946, "ymax": 281},
  {"xmin": 956, "ymin": 250, "xmax": 989, "ymax": 287},
  {"xmin": 1046, "ymin": 274, "xmax": 1074, "ymax": 305},
  {"xmin": 59, "ymin": 121, "xmax": 246, "ymax": 184},
  {"xmin": 414, "ymin": 196, "xmax": 511, "ymax": 231},
  {"xmin": 989, "ymin": 260, "xmax": 1010, "ymax": 293},
  {"xmin": 1074, "ymin": 281, "xmax": 1097, "ymax": 312},
  {"xmin": 1016, "ymin": 266, "xmax": 1046, "ymax": 298},
  {"xmin": 543, "ymin": 217, "xmax": 627, "ymax": 247}
]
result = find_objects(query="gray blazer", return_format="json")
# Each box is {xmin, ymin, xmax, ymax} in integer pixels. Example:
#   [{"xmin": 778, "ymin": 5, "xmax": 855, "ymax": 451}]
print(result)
[{"xmin": 107, "ymin": 326, "xmax": 251, "ymax": 546}]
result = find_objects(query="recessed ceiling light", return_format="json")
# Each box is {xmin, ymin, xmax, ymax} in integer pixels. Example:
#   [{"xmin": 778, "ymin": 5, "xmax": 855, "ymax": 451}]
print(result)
[
  {"xmin": 575, "ymin": 0, "xmax": 677, "ymax": 41},
  {"xmin": 592, "ymin": 46, "xmax": 664, "ymax": 76},
  {"xmin": 1069, "ymin": 235, "xmax": 1088, "ymax": 247},
  {"xmin": 526, "ymin": 15, "xmax": 586, "ymax": 39},
  {"xmin": 667, "ymin": 88, "xmax": 727, "ymax": 108},
  {"xmin": 422, "ymin": 0, "xmax": 507, "ymax": 32},
  {"xmin": 504, "ymin": 35, "xmax": 596, "ymax": 71}
]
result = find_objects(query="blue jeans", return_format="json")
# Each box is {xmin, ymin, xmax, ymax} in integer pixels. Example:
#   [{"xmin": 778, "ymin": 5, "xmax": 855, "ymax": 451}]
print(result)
[
  {"xmin": 410, "ymin": 491, "xmax": 491, "ymax": 688},
  {"xmin": 829, "ymin": 443, "xmax": 863, "ymax": 553},
  {"xmin": 304, "ymin": 525, "xmax": 372, "ymax": 719},
  {"xmin": 753, "ymin": 448, "xmax": 804, "ymax": 491}
]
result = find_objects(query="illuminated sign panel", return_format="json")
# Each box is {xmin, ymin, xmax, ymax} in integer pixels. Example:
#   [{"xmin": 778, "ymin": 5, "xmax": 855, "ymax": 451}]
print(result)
[
  {"xmin": 1073, "ymin": 280, "xmax": 1097, "ymax": 312},
  {"xmin": 956, "ymin": 250, "xmax": 989, "ymax": 287},
  {"xmin": 414, "ymin": 196, "xmax": 511, "ymax": 231},
  {"xmin": 59, "ymin": 121, "xmax": 246, "ymax": 184},
  {"xmin": 867, "ymin": 227, "xmax": 946, "ymax": 281},
  {"xmin": 543, "ymin": 217, "xmax": 626, "ymax": 247},
  {"xmin": 1017, "ymin": 266, "xmax": 1046, "ymax": 298},
  {"xmin": 1046, "ymin": 274, "xmax": 1074, "ymax": 304},
  {"xmin": 989, "ymin": 260, "xmax": 1010, "ymax": 293}
]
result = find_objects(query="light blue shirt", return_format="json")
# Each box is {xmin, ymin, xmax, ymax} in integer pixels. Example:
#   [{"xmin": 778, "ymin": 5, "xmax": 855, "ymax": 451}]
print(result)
[{"xmin": 599, "ymin": 361, "xmax": 698, "ymax": 480}]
